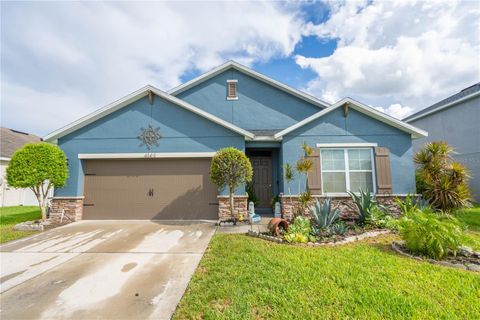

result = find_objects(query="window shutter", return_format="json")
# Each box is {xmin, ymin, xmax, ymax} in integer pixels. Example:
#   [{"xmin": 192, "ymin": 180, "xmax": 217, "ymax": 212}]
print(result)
[
  {"xmin": 374, "ymin": 147, "xmax": 392, "ymax": 194},
  {"xmin": 307, "ymin": 148, "xmax": 322, "ymax": 195}
]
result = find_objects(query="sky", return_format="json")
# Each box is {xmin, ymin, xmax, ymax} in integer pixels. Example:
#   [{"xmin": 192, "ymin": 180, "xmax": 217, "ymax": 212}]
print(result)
[{"xmin": 1, "ymin": 0, "xmax": 479, "ymax": 137}]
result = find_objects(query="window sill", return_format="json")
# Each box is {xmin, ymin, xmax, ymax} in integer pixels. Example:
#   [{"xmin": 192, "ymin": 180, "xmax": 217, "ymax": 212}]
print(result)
[{"xmin": 227, "ymin": 97, "xmax": 238, "ymax": 100}]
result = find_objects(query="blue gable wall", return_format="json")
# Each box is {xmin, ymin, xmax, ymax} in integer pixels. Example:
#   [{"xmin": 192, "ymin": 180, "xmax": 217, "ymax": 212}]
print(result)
[
  {"xmin": 281, "ymin": 108, "xmax": 415, "ymax": 195},
  {"xmin": 176, "ymin": 68, "xmax": 321, "ymax": 130},
  {"xmin": 56, "ymin": 96, "xmax": 245, "ymax": 197}
]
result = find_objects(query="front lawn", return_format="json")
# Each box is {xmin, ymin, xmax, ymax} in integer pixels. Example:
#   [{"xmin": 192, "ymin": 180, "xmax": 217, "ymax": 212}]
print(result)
[
  {"xmin": 0, "ymin": 206, "xmax": 41, "ymax": 244},
  {"xmin": 175, "ymin": 233, "xmax": 480, "ymax": 319}
]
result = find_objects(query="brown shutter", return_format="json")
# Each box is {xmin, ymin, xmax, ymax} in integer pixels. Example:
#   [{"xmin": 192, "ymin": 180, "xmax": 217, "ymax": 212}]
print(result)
[
  {"xmin": 307, "ymin": 148, "xmax": 322, "ymax": 195},
  {"xmin": 374, "ymin": 147, "xmax": 392, "ymax": 194}
]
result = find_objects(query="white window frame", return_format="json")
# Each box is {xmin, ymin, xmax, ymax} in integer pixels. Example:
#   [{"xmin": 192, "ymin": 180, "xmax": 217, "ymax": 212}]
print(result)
[
  {"xmin": 226, "ymin": 79, "xmax": 238, "ymax": 100},
  {"xmin": 320, "ymin": 147, "xmax": 376, "ymax": 195}
]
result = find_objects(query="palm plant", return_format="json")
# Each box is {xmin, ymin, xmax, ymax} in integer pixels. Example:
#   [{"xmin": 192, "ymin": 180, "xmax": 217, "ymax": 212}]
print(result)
[
  {"xmin": 414, "ymin": 141, "xmax": 472, "ymax": 212},
  {"xmin": 310, "ymin": 198, "xmax": 341, "ymax": 229},
  {"xmin": 283, "ymin": 163, "xmax": 295, "ymax": 195},
  {"xmin": 296, "ymin": 142, "xmax": 313, "ymax": 194}
]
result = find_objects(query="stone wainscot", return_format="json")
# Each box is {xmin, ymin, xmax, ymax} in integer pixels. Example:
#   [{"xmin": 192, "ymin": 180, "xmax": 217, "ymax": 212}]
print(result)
[
  {"xmin": 217, "ymin": 195, "xmax": 248, "ymax": 222},
  {"xmin": 280, "ymin": 194, "xmax": 412, "ymax": 221},
  {"xmin": 49, "ymin": 197, "xmax": 84, "ymax": 224}
]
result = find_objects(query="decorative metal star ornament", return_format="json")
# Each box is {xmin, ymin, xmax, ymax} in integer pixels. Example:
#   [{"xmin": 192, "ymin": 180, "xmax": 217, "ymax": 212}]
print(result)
[{"xmin": 137, "ymin": 124, "xmax": 161, "ymax": 150}]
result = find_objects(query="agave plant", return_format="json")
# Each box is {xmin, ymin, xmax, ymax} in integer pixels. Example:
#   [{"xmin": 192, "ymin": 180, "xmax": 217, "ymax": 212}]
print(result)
[
  {"xmin": 414, "ymin": 141, "xmax": 472, "ymax": 212},
  {"xmin": 310, "ymin": 198, "xmax": 341, "ymax": 229},
  {"xmin": 348, "ymin": 189, "xmax": 379, "ymax": 225}
]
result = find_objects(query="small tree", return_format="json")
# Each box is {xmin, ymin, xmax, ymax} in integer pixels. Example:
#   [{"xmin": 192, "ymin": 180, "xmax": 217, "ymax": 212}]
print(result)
[
  {"xmin": 6, "ymin": 142, "xmax": 68, "ymax": 220},
  {"xmin": 210, "ymin": 147, "xmax": 253, "ymax": 220},
  {"xmin": 414, "ymin": 141, "xmax": 472, "ymax": 212}
]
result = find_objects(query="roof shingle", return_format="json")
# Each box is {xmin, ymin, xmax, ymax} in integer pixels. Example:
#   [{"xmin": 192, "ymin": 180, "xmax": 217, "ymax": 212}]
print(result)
[{"xmin": 0, "ymin": 127, "xmax": 42, "ymax": 158}]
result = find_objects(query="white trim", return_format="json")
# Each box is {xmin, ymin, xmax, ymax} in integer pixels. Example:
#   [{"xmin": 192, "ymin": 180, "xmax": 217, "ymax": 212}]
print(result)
[
  {"xmin": 78, "ymin": 152, "xmax": 216, "ymax": 159},
  {"xmin": 251, "ymin": 135, "xmax": 281, "ymax": 141},
  {"xmin": 316, "ymin": 143, "xmax": 377, "ymax": 148},
  {"xmin": 226, "ymin": 97, "xmax": 239, "ymax": 101},
  {"xmin": 168, "ymin": 60, "xmax": 330, "ymax": 109},
  {"xmin": 44, "ymin": 85, "xmax": 254, "ymax": 142},
  {"xmin": 226, "ymin": 79, "xmax": 238, "ymax": 83},
  {"xmin": 404, "ymin": 90, "xmax": 480, "ymax": 122},
  {"xmin": 319, "ymin": 147, "xmax": 376, "ymax": 194},
  {"xmin": 0, "ymin": 157, "xmax": 11, "ymax": 161},
  {"xmin": 274, "ymin": 98, "xmax": 428, "ymax": 139}
]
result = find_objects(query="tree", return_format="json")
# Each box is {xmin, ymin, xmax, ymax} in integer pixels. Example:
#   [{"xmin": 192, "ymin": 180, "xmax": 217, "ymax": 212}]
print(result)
[
  {"xmin": 414, "ymin": 141, "xmax": 472, "ymax": 212},
  {"xmin": 6, "ymin": 142, "xmax": 68, "ymax": 220},
  {"xmin": 210, "ymin": 147, "xmax": 253, "ymax": 220}
]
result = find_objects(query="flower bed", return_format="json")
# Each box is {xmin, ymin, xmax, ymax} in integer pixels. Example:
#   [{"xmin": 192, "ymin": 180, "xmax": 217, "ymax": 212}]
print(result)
[
  {"xmin": 392, "ymin": 240, "xmax": 480, "ymax": 272},
  {"xmin": 247, "ymin": 229, "xmax": 391, "ymax": 246}
]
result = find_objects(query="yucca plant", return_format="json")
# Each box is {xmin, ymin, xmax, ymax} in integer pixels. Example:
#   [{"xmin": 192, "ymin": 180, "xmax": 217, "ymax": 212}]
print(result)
[
  {"xmin": 310, "ymin": 198, "xmax": 341, "ymax": 229},
  {"xmin": 397, "ymin": 208, "xmax": 468, "ymax": 259},
  {"xmin": 414, "ymin": 141, "xmax": 472, "ymax": 213}
]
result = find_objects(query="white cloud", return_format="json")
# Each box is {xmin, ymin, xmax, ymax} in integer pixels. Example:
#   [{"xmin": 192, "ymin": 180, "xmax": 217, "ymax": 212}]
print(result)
[
  {"xmin": 1, "ymin": 2, "xmax": 304, "ymax": 135},
  {"xmin": 297, "ymin": 0, "xmax": 480, "ymax": 113},
  {"xmin": 375, "ymin": 103, "xmax": 414, "ymax": 119}
]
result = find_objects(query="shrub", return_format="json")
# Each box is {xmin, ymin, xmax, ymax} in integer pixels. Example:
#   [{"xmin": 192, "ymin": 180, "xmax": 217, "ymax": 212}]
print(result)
[
  {"xmin": 297, "ymin": 191, "xmax": 313, "ymax": 217},
  {"xmin": 210, "ymin": 147, "xmax": 252, "ymax": 220},
  {"xmin": 284, "ymin": 216, "xmax": 315, "ymax": 243},
  {"xmin": 310, "ymin": 198, "xmax": 341, "ymax": 230},
  {"xmin": 246, "ymin": 182, "xmax": 259, "ymax": 207},
  {"xmin": 6, "ymin": 142, "xmax": 68, "ymax": 220},
  {"xmin": 397, "ymin": 208, "xmax": 468, "ymax": 259},
  {"xmin": 414, "ymin": 141, "xmax": 472, "ymax": 212}
]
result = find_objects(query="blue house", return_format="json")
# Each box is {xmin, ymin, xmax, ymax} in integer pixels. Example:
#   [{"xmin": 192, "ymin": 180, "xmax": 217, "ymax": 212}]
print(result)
[{"xmin": 44, "ymin": 61, "xmax": 427, "ymax": 221}]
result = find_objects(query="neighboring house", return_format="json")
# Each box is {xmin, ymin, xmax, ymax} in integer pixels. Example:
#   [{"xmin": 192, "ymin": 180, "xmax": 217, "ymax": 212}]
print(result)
[
  {"xmin": 0, "ymin": 127, "xmax": 43, "ymax": 206},
  {"xmin": 44, "ymin": 61, "xmax": 427, "ymax": 221},
  {"xmin": 404, "ymin": 83, "xmax": 480, "ymax": 203}
]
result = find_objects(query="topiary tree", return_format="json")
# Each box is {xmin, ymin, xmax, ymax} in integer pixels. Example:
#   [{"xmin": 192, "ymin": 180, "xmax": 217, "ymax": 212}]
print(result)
[
  {"xmin": 6, "ymin": 142, "xmax": 68, "ymax": 220},
  {"xmin": 210, "ymin": 147, "xmax": 253, "ymax": 220},
  {"xmin": 414, "ymin": 141, "xmax": 472, "ymax": 213}
]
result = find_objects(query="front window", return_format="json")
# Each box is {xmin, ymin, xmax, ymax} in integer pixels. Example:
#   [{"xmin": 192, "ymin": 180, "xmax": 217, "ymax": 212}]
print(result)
[{"xmin": 321, "ymin": 148, "xmax": 375, "ymax": 193}]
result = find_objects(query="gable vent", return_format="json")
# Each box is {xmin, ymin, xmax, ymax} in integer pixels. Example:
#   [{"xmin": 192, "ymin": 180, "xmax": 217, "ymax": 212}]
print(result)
[{"xmin": 227, "ymin": 80, "xmax": 238, "ymax": 100}]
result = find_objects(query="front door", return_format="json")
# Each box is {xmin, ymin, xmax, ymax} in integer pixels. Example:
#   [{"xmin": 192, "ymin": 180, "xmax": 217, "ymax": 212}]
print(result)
[{"xmin": 251, "ymin": 156, "xmax": 273, "ymax": 208}]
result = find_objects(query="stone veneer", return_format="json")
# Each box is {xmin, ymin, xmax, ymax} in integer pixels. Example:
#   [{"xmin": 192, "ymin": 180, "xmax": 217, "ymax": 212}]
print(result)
[
  {"xmin": 280, "ymin": 194, "xmax": 412, "ymax": 221},
  {"xmin": 217, "ymin": 195, "xmax": 248, "ymax": 221},
  {"xmin": 49, "ymin": 197, "xmax": 84, "ymax": 225}
]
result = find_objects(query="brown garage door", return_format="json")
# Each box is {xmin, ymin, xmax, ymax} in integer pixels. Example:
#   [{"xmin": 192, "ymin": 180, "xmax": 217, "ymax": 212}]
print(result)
[{"xmin": 83, "ymin": 158, "xmax": 218, "ymax": 220}]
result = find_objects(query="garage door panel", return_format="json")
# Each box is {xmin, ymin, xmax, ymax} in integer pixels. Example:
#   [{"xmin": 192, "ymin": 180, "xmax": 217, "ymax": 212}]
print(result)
[{"xmin": 83, "ymin": 159, "xmax": 218, "ymax": 220}]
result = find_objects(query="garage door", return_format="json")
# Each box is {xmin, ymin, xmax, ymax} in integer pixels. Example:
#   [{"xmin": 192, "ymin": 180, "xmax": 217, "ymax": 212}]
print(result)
[{"xmin": 83, "ymin": 158, "xmax": 218, "ymax": 220}]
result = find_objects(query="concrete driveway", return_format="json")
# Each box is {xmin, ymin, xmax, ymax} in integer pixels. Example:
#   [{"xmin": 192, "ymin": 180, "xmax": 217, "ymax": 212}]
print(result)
[{"xmin": 0, "ymin": 220, "xmax": 215, "ymax": 320}]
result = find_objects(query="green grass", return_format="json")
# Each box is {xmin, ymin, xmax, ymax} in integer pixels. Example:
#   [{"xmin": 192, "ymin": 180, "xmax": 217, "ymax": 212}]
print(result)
[
  {"xmin": 175, "ymin": 234, "xmax": 480, "ymax": 319},
  {"xmin": 0, "ymin": 206, "xmax": 41, "ymax": 244},
  {"xmin": 459, "ymin": 205, "xmax": 480, "ymax": 232},
  {"xmin": 459, "ymin": 205, "xmax": 480, "ymax": 250}
]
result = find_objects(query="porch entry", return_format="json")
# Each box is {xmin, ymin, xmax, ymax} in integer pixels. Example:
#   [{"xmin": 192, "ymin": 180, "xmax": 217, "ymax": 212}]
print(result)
[{"xmin": 247, "ymin": 150, "xmax": 273, "ymax": 214}]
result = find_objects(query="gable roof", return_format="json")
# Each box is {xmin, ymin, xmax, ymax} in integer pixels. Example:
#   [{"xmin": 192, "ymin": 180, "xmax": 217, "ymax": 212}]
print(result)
[
  {"xmin": 168, "ymin": 60, "xmax": 331, "ymax": 109},
  {"xmin": 1, "ymin": 127, "xmax": 42, "ymax": 159},
  {"xmin": 403, "ymin": 83, "xmax": 480, "ymax": 122},
  {"xmin": 274, "ymin": 98, "xmax": 428, "ymax": 139},
  {"xmin": 43, "ymin": 85, "xmax": 254, "ymax": 142}
]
